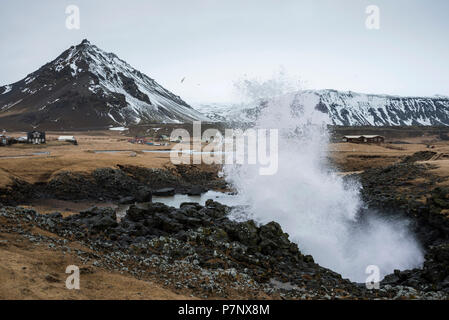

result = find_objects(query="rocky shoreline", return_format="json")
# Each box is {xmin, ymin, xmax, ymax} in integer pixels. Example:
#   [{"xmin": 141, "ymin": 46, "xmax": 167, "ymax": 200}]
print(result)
[
  {"xmin": 355, "ymin": 161, "xmax": 449, "ymax": 294},
  {"xmin": 0, "ymin": 164, "xmax": 226, "ymax": 206},
  {"xmin": 1, "ymin": 201, "xmax": 447, "ymax": 299},
  {"xmin": 1, "ymin": 161, "xmax": 449, "ymax": 299}
]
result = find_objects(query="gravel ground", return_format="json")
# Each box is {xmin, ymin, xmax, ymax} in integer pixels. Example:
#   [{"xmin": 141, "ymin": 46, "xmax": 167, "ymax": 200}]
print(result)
[{"xmin": 1, "ymin": 201, "xmax": 447, "ymax": 300}]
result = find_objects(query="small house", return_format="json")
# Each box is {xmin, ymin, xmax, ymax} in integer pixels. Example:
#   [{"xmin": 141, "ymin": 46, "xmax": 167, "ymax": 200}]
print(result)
[
  {"xmin": 0, "ymin": 135, "xmax": 12, "ymax": 146},
  {"xmin": 157, "ymin": 135, "xmax": 169, "ymax": 141},
  {"xmin": 342, "ymin": 135, "xmax": 384, "ymax": 144},
  {"xmin": 362, "ymin": 135, "xmax": 385, "ymax": 143},
  {"xmin": 58, "ymin": 135, "xmax": 77, "ymax": 145},
  {"xmin": 342, "ymin": 135, "xmax": 363, "ymax": 143},
  {"xmin": 27, "ymin": 131, "xmax": 46, "ymax": 144},
  {"xmin": 17, "ymin": 136, "xmax": 28, "ymax": 143},
  {"xmin": 128, "ymin": 137, "xmax": 147, "ymax": 144}
]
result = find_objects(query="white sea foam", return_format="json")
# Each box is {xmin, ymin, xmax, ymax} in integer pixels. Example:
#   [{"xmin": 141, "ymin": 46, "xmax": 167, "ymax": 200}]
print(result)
[{"xmin": 224, "ymin": 77, "xmax": 424, "ymax": 282}]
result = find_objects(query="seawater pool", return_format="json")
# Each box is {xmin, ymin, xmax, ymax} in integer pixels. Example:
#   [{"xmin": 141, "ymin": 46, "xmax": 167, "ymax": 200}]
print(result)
[{"xmin": 115, "ymin": 191, "xmax": 245, "ymax": 219}]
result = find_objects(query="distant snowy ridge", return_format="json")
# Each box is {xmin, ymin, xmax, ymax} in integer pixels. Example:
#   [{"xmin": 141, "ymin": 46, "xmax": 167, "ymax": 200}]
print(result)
[
  {"xmin": 311, "ymin": 90, "xmax": 449, "ymax": 126},
  {"xmin": 192, "ymin": 102, "xmax": 256, "ymax": 123},
  {"xmin": 194, "ymin": 89, "xmax": 449, "ymax": 126}
]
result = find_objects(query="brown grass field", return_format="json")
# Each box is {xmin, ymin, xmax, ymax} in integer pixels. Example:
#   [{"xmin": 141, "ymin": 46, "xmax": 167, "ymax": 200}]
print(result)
[
  {"xmin": 0, "ymin": 217, "xmax": 193, "ymax": 300},
  {"xmin": 0, "ymin": 130, "xmax": 178, "ymax": 188},
  {"xmin": 1, "ymin": 129, "xmax": 449, "ymax": 188}
]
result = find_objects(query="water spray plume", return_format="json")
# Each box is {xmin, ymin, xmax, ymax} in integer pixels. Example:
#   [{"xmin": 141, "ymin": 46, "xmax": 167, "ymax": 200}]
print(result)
[{"xmin": 225, "ymin": 75, "xmax": 424, "ymax": 282}]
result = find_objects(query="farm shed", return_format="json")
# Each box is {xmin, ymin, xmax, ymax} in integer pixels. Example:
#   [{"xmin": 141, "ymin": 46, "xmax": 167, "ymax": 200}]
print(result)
[{"xmin": 58, "ymin": 136, "xmax": 78, "ymax": 145}]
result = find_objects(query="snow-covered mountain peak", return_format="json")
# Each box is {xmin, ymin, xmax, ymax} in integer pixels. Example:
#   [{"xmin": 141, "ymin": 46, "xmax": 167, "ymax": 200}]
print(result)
[{"xmin": 0, "ymin": 40, "xmax": 208, "ymax": 130}]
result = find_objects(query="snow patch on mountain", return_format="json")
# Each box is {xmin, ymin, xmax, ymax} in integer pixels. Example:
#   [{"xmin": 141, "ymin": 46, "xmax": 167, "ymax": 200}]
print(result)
[
  {"xmin": 193, "ymin": 102, "xmax": 255, "ymax": 123},
  {"xmin": 1, "ymin": 85, "xmax": 12, "ymax": 95}
]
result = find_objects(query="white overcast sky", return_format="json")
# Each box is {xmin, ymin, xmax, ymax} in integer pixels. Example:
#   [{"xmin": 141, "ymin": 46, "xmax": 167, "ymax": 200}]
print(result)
[{"xmin": 0, "ymin": 0, "xmax": 448, "ymax": 103}]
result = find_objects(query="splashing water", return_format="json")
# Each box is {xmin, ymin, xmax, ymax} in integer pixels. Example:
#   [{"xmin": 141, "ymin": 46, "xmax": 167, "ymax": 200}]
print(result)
[{"xmin": 224, "ymin": 78, "xmax": 424, "ymax": 282}]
